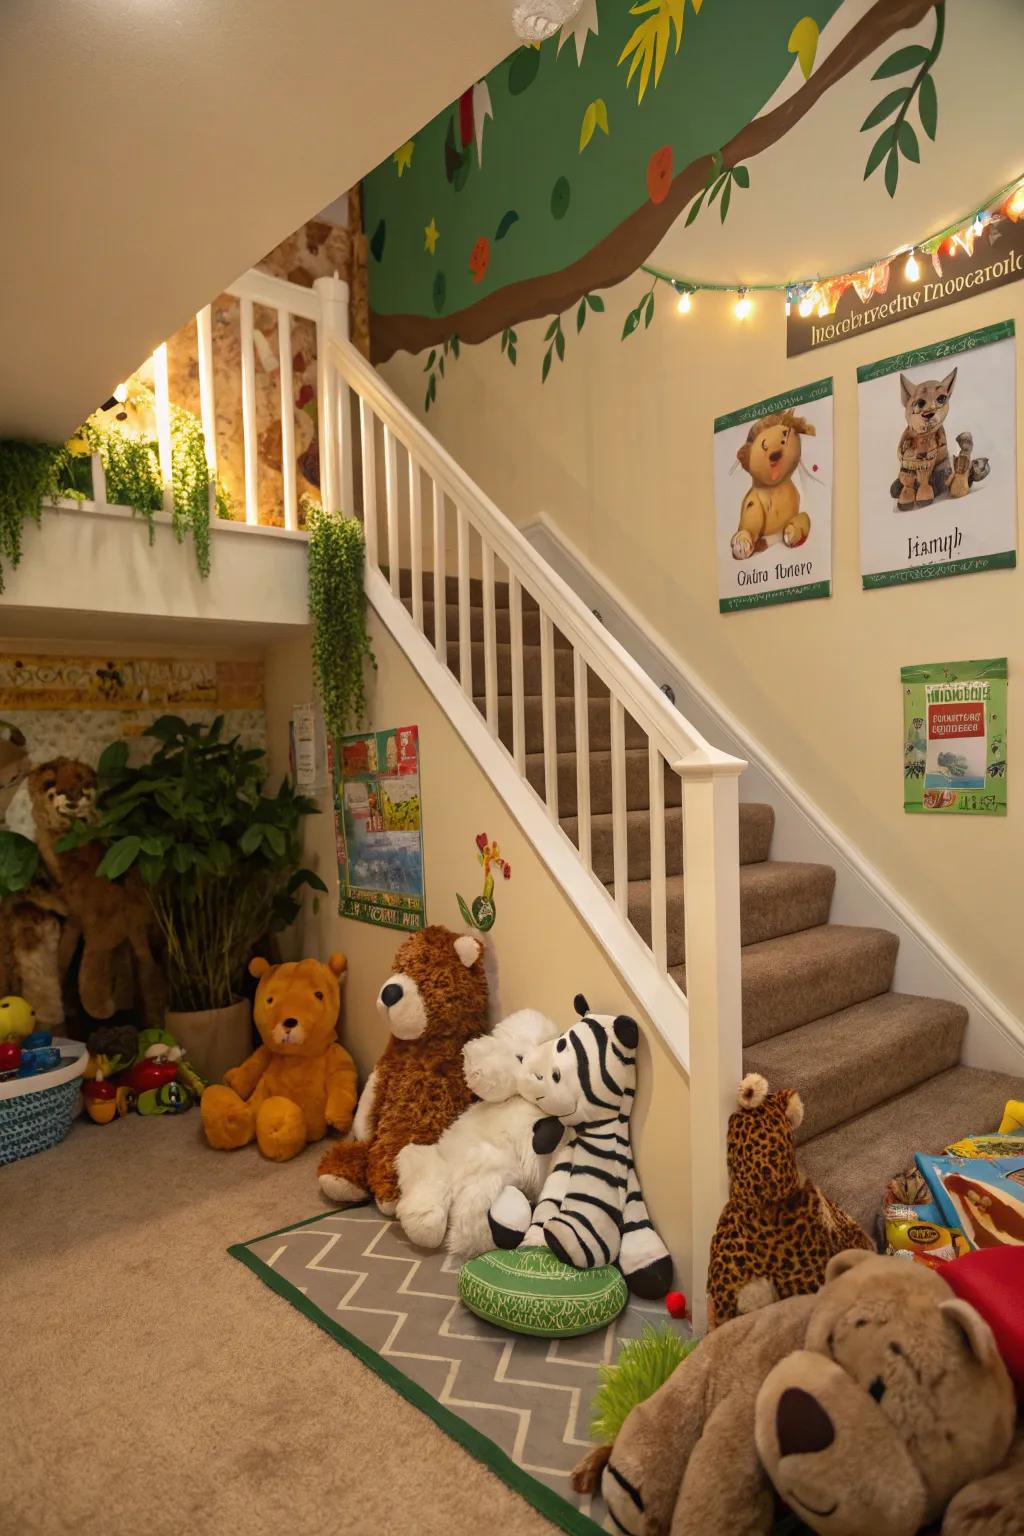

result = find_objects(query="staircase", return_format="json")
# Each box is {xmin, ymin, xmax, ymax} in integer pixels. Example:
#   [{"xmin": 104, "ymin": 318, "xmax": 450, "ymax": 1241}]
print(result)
[{"xmin": 402, "ymin": 571, "xmax": 1022, "ymax": 1235}]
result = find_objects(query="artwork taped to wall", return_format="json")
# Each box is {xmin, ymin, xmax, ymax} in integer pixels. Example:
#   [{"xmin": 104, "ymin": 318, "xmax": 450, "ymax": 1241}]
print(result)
[
  {"xmin": 859, "ymin": 322, "xmax": 1017, "ymax": 589},
  {"xmin": 332, "ymin": 725, "xmax": 426, "ymax": 931},
  {"xmin": 713, "ymin": 378, "xmax": 833, "ymax": 613},
  {"xmin": 0, "ymin": 655, "xmax": 263, "ymax": 712},
  {"xmin": 901, "ymin": 658, "xmax": 1006, "ymax": 817}
]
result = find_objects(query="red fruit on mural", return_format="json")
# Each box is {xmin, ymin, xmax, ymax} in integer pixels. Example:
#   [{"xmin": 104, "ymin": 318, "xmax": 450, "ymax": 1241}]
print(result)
[
  {"xmin": 502, "ymin": 864, "xmax": 511, "ymax": 880},
  {"xmin": 469, "ymin": 236, "xmax": 491, "ymax": 284},
  {"xmin": 647, "ymin": 145, "xmax": 673, "ymax": 205},
  {"xmin": 475, "ymin": 832, "xmax": 489, "ymax": 851}
]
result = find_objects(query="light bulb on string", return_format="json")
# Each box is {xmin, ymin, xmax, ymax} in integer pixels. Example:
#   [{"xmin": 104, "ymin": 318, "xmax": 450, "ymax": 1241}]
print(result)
[
  {"xmin": 676, "ymin": 289, "xmax": 692, "ymax": 315},
  {"xmin": 904, "ymin": 250, "xmax": 921, "ymax": 283},
  {"xmin": 973, "ymin": 215, "xmax": 985, "ymax": 238},
  {"xmin": 113, "ymin": 382, "xmax": 128, "ymax": 404},
  {"xmin": 798, "ymin": 294, "xmax": 814, "ymax": 319},
  {"xmin": 734, "ymin": 289, "xmax": 752, "ymax": 320}
]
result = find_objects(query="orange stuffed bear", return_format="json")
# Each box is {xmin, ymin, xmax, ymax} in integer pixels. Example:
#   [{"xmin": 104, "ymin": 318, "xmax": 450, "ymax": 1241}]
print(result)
[{"xmin": 201, "ymin": 952, "xmax": 357, "ymax": 1162}]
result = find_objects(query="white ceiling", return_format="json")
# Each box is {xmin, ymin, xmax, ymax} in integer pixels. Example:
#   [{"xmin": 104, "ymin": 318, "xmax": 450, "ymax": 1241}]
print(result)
[{"xmin": 0, "ymin": 0, "xmax": 517, "ymax": 439}]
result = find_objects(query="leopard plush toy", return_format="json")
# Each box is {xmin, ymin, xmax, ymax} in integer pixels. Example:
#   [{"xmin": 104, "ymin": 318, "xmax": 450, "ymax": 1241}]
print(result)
[{"xmin": 706, "ymin": 1073, "xmax": 873, "ymax": 1329}]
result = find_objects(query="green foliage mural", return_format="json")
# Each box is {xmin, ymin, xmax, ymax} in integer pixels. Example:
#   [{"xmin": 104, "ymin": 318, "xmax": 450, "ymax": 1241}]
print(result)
[{"xmin": 364, "ymin": 0, "xmax": 945, "ymax": 364}]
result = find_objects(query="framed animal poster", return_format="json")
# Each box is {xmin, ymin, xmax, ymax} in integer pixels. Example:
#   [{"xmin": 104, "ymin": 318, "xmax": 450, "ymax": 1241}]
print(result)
[
  {"xmin": 901, "ymin": 658, "xmax": 1007, "ymax": 816},
  {"xmin": 713, "ymin": 378, "xmax": 834, "ymax": 613},
  {"xmin": 859, "ymin": 322, "xmax": 1017, "ymax": 589},
  {"xmin": 331, "ymin": 724, "xmax": 426, "ymax": 930}
]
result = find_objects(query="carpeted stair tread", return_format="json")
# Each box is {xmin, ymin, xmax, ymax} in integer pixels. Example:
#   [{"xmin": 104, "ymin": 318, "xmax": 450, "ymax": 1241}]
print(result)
[
  {"xmin": 485, "ymin": 694, "xmax": 648, "ymax": 756},
  {"xmin": 560, "ymin": 802, "xmax": 774, "ymax": 883},
  {"xmin": 391, "ymin": 567, "xmax": 537, "ymax": 609},
  {"xmin": 619, "ymin": 861, "xmax": 835, "ymax": 964},
  {"xmin": 744, "ymin": 993, "xmax": 967, "ymax": 1144},
  {"xmin": 737, "ymin": 925, "xmax": 901, "ymax": 1044},
  {"xmin": 798, "ymin": 1065, "xmax": 1024, "ymax": 1236},
  {"xmin": 449, "ymin": 639, "xmax": 593, "ymax": 696},
  {"xmin": 415, "ymin": 599, "xmax": 559, "ymax": 647},
  {"xmin": 526, "ymin": 748, "xmax": 683, "ymax": 816}
]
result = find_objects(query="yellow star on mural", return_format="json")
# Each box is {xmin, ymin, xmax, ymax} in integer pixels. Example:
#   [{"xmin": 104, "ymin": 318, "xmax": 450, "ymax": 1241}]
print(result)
[
  {"xmin": 424, "ymin": 218, "xmax": 440, "ymax": 255},
  {"xmin": 393, "ymin": 140, "xmax": 415, "ymax": 177}
]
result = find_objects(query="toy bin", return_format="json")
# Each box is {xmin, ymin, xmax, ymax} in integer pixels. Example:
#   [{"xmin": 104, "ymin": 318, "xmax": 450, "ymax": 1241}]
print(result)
[{"xmin": 0, "ymin": 1039, "xmax": 88, "ymax": 1167}]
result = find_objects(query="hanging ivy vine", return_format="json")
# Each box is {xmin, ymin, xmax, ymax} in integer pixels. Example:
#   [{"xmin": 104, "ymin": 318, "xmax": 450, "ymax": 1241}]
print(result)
[
  {"xmin": 306, "ymin": 504, "xmax": 375, "ymax": 744},
  {"xmin": 0, "ymin": 441, "xmax": 78, "ymax": 592}
]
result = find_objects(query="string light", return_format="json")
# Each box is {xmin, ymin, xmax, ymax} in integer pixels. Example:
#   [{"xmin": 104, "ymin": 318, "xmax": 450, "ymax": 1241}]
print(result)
[
  {"xmin": 112, "ymin": 382, "xmax": 128, "ymax": 403},
  {"xmin": 904, "ymin": 250, "xmax": 921, "ymax": 283},
  {"xmin": 733, "ymin": 290, "xmax": 752, "ymax": 320},
  {"xmin": 676, "ymin": 289, "xmax": 692, "ymax": 314},
  {"xmin": 798, "ymin": 295, "xmax": 814, "ymax": 318}
]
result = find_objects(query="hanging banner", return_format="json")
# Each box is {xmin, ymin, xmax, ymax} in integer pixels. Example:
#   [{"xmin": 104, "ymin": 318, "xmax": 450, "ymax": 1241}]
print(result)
[
  {"xmin": 901, "ymin": 658, "xmax": 1007, "ymax": 816},
  {"xmin": 332, "ymin": 724, "xmax": 426, "ymax": 930},
  {"xmin": 713, "ymin": 378, "xmax": 833, "ymax": 613},
  {"xmin": 859, "ymin": 322, "xmax": 1017, "ymax": 590},
  {"xmin": 786, "ymin": 222, "xmax": 1024, "ymax": 356}
]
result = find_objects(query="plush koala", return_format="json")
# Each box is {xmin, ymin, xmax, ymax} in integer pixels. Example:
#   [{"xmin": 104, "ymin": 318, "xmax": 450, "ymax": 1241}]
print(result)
[
  {"xmin": 395, "ymin": 1008, "xmax": 562, "ymax": 1262},
  {"xmin": 583, "ymin": 1251, "xmax": 1017, "ymax": 1536}
]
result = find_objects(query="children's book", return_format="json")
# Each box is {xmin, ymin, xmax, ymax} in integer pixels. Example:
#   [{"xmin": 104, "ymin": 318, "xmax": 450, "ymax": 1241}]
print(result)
[{"xmin": 916, "ymin": 1143, "xmax": 1024, "ymax": 1250}]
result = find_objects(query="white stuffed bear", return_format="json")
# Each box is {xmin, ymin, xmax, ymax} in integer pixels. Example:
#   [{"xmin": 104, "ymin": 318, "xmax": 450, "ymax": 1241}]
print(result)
[{"xmin": 395, "ymin": 1008, "xmax": 563, "ymax": 1263}]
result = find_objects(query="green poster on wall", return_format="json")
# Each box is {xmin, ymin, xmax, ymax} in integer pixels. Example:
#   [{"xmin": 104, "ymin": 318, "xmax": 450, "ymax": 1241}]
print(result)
[
  {"xmin": 901, "ymin": 658, "xmax": 1007, "ymax": 816},
  {"xmin": 331, "ymin": 725, "xmax": 426, "ymax": 929}
]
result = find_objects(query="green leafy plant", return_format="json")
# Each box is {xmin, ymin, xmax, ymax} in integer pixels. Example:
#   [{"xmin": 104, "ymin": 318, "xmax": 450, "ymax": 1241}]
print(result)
[
  {"xmin": 0, "ymin": 829, "xmax": 40, "ymax": 899},
  {"xmin": 862, "ymin": 1, "xmax": 944, "ymax": 196},
  {"xmin": 0, "ymin": 441, "xmax": 78, "ymax": 592},
  {"xmin": 56, "ymin": 717, "xmax": 326, "ymax": 1012},
  {"xmin": 541, "ymin": 314, "xmax": 566, "ymax": 382},
  {"xmin": 685, "ymin": 151, "xmax": 751, "ymax": 226},
  {"xmin": 622, "ymin": 280, "xmax": 658, "ymax": 338},
  {"xmin": 499, "ymin": 326, "xmax": 519, "ymax": 366},
  {"xmin": 307, "ymin": 506, "xmax": 375, "ymax": 745},
  {"xmin": 590, "ymin": 1324, "xmax": 698, "ymax": 1445},
  {"xmin": 424, "ymin": 335, "xmax": 460, "ymax": 412}
]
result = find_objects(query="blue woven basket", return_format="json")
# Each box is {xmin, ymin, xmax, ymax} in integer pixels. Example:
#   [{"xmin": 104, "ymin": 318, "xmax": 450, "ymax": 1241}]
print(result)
[{"xmin": 0, "ymin": 1040, "xmax": 87, "ymax": 1167}]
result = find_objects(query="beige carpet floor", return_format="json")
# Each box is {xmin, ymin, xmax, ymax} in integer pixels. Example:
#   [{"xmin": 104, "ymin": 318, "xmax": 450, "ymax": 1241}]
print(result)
[{"xmin": 2, "ymin": 1114, "xmax": 560, "ymax": 1536}]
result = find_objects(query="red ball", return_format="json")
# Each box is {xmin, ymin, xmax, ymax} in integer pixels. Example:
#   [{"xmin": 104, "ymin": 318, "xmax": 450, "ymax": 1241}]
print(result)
[{"xmin": 665, "ymin": 1290, "xmax": 687, "ymax": 1319}]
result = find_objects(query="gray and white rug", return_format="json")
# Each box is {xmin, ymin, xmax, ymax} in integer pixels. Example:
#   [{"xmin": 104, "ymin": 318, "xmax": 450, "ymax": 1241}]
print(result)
[{"xmin": 232, "ymin": 1204, "xmax": 683, "ymax": 1535}]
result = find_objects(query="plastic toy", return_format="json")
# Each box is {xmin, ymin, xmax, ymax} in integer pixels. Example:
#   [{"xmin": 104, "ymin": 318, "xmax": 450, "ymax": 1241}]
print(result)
[
  {"xmin": 665, "ymin": 1291, "xmax": 687, "ymax": 1320},
  {"xmin": 0, "ymin": 1040, "xmax": 22, "ymax": 1077},
  {"xmin": 999, "ymin": 1099, "xmax": 1024, "ymax": 1135},
  {"xmin": 0, "ymin": 995, "xmax": 37, "ymax": 1041},
  {"xmin": 83, "ymin": 1077, "xmax": 118, "ymax": 1125}
]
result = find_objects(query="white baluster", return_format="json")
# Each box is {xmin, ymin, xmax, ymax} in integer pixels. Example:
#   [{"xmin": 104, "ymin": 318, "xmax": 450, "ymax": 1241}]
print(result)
[
  {"xmin": 90, "ymin": 451, "xmax": 107, "ymax": 509},
  {"xmin": 540, "ymin": 611, "xmax": 558, "ymax": 819},
  {"xmin": 509, "ymin": 575, "xmax": 525, "ymax": 775},
  {"xmin": 239, "ymin": 298, "xmax": 259, "ymax": 525},
  {"xmin": 573, "ymin": 650, "xmax": 591, "ymax": 870},
  {"xmin": 482, "ymin": 543, "xmax": 498, "ymax": 734},
  {"xmin": 457, "ymin": 505, "xmax": 472, "ymax": 695},
  {"xmin": 278, "ymin": 309, "xmax": 297, "ymax": 531},
  {"xmin": 408, "ymin": 453, "xmax": 423, "ymax": 632},
  {"xmin": 195, "ymin": 305, "xmax": 217, "ymax": 499},
  {"xmin": 383, "ymin": 424, "xmax": 400, "ymax": 597},
  {"xmin": 648, "ymin": 741, "xmax": 667, "ymax": 969},
  {"xmin": 313, "ymin": 274, "xmax": 348, "ymax": 514},
  {"xmin": 359, "ymin": 398, "xmax": 378, "ymax": 569},
  {"xmin": 610, "ymin": 698, "xmax": 628, "ymax": 916},
  {"xmin": 152, "ymin": 342, "xmax": 173, "ymax": 515},
  {"xmin": 432, "ymin": 482, "xmax": 446, "ymax": 661}
]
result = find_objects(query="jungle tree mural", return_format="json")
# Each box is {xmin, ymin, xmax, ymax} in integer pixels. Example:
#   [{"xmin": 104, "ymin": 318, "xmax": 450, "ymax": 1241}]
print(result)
[{"xmin": 364, "ymin": 0, "xmax": 945, "ymax": 371}]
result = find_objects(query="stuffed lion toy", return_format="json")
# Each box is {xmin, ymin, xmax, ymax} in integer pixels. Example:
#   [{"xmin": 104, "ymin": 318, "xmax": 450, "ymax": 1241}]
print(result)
[{"xmin": 201, "ymin": 952, "xmax": 356, "ymax": 1162}]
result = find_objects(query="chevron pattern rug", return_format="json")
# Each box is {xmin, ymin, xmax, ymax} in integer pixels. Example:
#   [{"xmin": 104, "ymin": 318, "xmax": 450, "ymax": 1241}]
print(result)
[{"xmin": 231, "ymin": 1204, "xmax": 679, "ymax": 1535}]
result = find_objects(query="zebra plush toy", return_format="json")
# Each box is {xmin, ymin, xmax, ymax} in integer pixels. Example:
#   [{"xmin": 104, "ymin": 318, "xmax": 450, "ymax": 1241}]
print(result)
[{"xmin": 487, "ymin": 996, "xmax": 673, "ymax": 1299}]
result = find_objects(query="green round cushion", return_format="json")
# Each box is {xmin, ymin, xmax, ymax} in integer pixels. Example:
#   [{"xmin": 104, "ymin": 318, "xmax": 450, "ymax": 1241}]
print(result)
[{"xmin": 458, "ymin": 1247, "xmax": 628, "ymax": 1337}]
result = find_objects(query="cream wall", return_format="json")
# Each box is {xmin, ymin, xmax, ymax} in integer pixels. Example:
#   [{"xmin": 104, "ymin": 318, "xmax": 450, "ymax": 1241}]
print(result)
[
  {"xmin": 380, "ymin": 277, "xmax": 1024, "ymax": 1026},
  {"xmin": 263, "ymin": 610, "xmax": 692, "ymax": 1281}
]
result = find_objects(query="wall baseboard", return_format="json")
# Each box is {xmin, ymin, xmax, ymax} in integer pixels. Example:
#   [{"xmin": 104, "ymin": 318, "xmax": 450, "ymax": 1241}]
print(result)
[{"xmin": 523, "ymin": 512, "xmax": 1024, "ymax": 1077}]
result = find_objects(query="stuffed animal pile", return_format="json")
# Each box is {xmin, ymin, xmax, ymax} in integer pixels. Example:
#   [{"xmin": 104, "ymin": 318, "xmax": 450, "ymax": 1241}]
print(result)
[
  {"xmin": 318, "ymin": 926, "xmax": 489, "ymax": 1213},
  {"xmin": 395, "ymin": 1007, "xmax": 562, "ymax": 1262},
  {"xmin": 201, "ymin": 952, "xmax": 356, "ymax": 1161},
  {"xmin": 486, "ymin": 994, "xmax": 673, "ymax": 1300}
]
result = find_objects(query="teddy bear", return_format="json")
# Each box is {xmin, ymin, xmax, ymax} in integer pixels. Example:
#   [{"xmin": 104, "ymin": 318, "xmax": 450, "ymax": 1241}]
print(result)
[
  {"xmin": 576, "ymin": 1250, "xmax": 1020, "ymax": 1536},
  {"xmin": 707, "ymin": 1073, "xmax": 873, "ymax": 1328},
  {"xmin": 318, "ymin": 925, "xmax": 490, "ymax": 1215},
  {"xmin": 731, "ymin": 409, "xmax": 815, "ymax": 561},
  {"xmin": 394, "ymin": 1007, "xmax": 562, "ymax": 1262},
  {"xmin": 200, "ymin": 952, "xmax": 356, "ymax": 1161}
]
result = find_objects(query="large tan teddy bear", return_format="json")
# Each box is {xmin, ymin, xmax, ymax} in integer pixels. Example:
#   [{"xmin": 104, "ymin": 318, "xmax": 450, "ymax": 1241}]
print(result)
[
  {"xmin": 318, "ymin": 925, "xmax": 489, "ymax": 1215},
  {"xmin": 201, "ymin": 953, "xmax": 356, "ymax": 1162},
  {"xmin": 578, "ymin": 1251, "xmax": 1019, "ymax": 1536}
]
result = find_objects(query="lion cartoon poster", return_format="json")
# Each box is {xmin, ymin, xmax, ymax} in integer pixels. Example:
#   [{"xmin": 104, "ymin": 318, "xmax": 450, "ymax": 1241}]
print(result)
[
  {"xmin": 713, "ymin": 378, "xmax": 834, "ymax": 613},
  {"xmin": 858, "ymin": 321, "xmax": 1017, "ymax": 589}
]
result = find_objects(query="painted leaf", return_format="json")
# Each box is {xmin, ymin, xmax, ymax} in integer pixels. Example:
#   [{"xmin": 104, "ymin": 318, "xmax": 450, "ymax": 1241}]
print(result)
[
  {"xmin": 918, "ymin": 72, "xmax": 938, "ymax": 140},
  {"xmin": 684, "ymin": 188, "xmax": 706, "ymax": 226},
  {"xmin": 873, "ymin": 44, "xmax": 929, "ymax": 79},
  {"xmin": 643, "ymin": 292, "xmax": 655, "ymax": 327},
  {"xmin": 508, "ymin": 344, "xmax": 517, "ymax": 365},
  {"xmin": 555, "ymin": 328, "xmax": 565, "ymax": 360},
  {"xmin": 708, "ymin": 172, "xmax": 727, "ymax": 205},
  {"xmin": 545, "ymin": 317, "xmax": 560, "ymax": 340},
  {"xmin": 456, "ymin": 893, "xmax": 475, "ymax": 927},
  {"xmin": 508, "ymin": 46, "xmax": 541, "ymax": 95},
  {"xmin": 720, "ymin": 176, "xmax": 732, "ymax": 223},
  {"xmin": 732, "ymin": 164, "xmax": 750, "ymax": 189},
  {"xmin": 495, "ymin": 210, "xmax": 519, "ymax": 241},
  {"xmin": 898, "ymin": 120, "xmax": 920, "ymax": 163},
  {"xmin": 579, "ymin": 97, "xmax": 609, "ymax": 152},
  {"xmin": 542, "ymin": 348, "xmax": 553, "ymax": 383},
  {"xmin": 586, "ymin": 293, "xmax": 605, "ymax": 312},
  {"xmin": 622, "ymin": 309, "xmax": 640, "ymax": 338},
  {"xmin": 861, "ymin": 89, "xmax": 909, "ymax": 132},
  {"xmin": 884, "ymin": 146, "xmax": 900, "ymax": 198},
  {"xmin": 369, "ymin": 219, "xmax": 386, "ymax": 262},
  {"xmin": 423, "ymin": 350, "xmax": 436, "ymax": 372},
  {"xmin": 864, "ymin": 125, "xmax": 896, "ymax": 180},
  {"xmin": 500, "ymin": 330, "xmax": 508, "ymax": 354},
  {"xmin": 577, "ymin": 298, "xmax": 587, "ymax": 332},
  {"xmin": 618, "ymin": 0, "xmax": 685, "ymax": 104},
  {"xmin": 787, "ymin": 16, "xmax": 819, "ymax": 80}
]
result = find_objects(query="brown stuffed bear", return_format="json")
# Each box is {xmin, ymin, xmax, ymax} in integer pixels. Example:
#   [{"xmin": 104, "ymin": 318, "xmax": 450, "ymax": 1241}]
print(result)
[
  {"xmin": 201, "ymin": 952, "xmax": 356, "ymax": 1162},
  {"xmin": 707, "ymin": 1073, "xmax": 873, "ymax": 1328},
  {"xmin": 580, "ymin": 1251, "xmax": 1017, "ymax": 1536},
  {"xmin": 318, "ymin": 925, "xmax": 489, "ymax": 1215}
]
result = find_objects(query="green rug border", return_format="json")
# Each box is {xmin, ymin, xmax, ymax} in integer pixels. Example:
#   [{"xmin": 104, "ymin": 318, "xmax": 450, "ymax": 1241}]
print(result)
[{"xmin": 229, "ymin": 1212, "xmax": 605, "ymax": 1536}]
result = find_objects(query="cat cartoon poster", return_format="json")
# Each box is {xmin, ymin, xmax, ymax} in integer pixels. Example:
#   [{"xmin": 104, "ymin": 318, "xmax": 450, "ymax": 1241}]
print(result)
[
  {"xmin": 712, "ymin": 377, "xmax": 834, "ymax": 614},
  {"xmin": 859, "ymin": 321, "xmax": 1017, "ymax": 588}
]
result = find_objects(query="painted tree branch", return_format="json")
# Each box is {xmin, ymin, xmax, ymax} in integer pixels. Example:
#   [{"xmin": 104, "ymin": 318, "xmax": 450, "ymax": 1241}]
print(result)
[{"xmin": 371, "ymin": 0, "xmax": 941, "ymax": 363}]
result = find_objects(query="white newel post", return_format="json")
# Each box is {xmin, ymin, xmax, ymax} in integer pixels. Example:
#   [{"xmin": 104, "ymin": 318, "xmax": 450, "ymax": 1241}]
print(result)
[
  {"xmin": 677, "ymin": 744, "xmax": 746, "ymax": 1332},
  {"xmin": 314, "ymin": 274, "xmax": 352, "ymax": 517}
]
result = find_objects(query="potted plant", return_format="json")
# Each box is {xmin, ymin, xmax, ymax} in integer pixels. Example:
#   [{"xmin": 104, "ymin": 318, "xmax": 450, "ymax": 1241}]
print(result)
[{"xmin": 57, "ymin": 715, "xmax": 326, "ymax": 1079}]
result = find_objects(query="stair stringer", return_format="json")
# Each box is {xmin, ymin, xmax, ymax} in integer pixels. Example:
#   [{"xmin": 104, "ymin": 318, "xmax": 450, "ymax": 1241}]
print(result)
[{"xmin": 522, "ymin": 512, "xmax": 1024, "ymax": 1078}]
